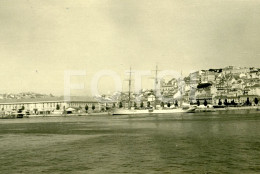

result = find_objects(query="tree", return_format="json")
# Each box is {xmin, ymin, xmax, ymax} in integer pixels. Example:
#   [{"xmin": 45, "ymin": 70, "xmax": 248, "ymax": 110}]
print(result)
[
  {"xmin": 92, "ymin": 105, "xmax": 95, "ymax": 110},
  {"xmin": 197, "ymin": 100, "xmax": 200, "ymax": 106},
  {"xmin": 119, "ymin": 102, "xmax": 123, "ymax": 108},
  {"xmin": 231, "ymin": 99, "xmax": 236, "ymax": 105},
  {"xmin": 175, "ymin": 100, "xmax": 178, "ymax": 107},
  {"xmin": 203, "ymin": 99, "xmax": 208, "ymax": 106},
  {"xmin": 161, "ymin": 102, "xmax": 164, "ymax": 108},
  {"xmin": 254, "ymin": 98, "xmax": 259, "ymax": 105},
  {"xmin": 167, "ymin": 102, "xmax": 171, "ymax": 107},
  {"xmin": 218, "ymin": 99, "xmax": 222, "ymax": 106},
  {"xmin": 140, "ymin": 102, "xmax": 144, "ymax": 108},
  {"xmin": 147, "ymin": 101, "xmax": 151, "ymax": 108},
  {"xmin": 85, "ymin": 104, "xmax": 89, "ymax": 112},
  {"xmin": 56, "ymin": 104, "xmax": 60, "ymax": 110},
  {"xmin": 134, "ymin": 102, "xmax": 137, "ymax": 108},
  {"xmin": 21, "ymin": 105, "xmax": 25, "ymax": 110},
  {"xmin": 197, "ymin": 83, "xmax": 212, "ymax": 89},
  {"xmin": 246, "ymin": 97, "xmax": 250, "ymax": 106},
  {"xmin": 224, "ymin": 99, "xmax": 228, "ymax": 106},
  {"xmin": 63, "ymin": 106, "xmax": 66, "ymax": 115}
]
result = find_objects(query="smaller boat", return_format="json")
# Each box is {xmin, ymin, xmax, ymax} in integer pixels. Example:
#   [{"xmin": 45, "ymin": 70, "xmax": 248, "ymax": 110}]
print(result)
[
  {"xmin": 186, "ymin": 107, "xmax": 197, "ymax": 113},
  {"xmin": 11, "ymin": 112, "xmax": 24, "ymax": 118}
]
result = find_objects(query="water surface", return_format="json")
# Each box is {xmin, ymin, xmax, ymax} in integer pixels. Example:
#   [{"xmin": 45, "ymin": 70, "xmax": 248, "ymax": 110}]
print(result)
[{"xmin": 0, "ymin": 110, "xmax": 260, "ymax": 173}]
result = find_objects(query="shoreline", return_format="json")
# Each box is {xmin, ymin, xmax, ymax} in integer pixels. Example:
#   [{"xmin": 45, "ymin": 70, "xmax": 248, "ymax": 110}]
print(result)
[
  {"xmin": 0, "ymin": 107, "xmax": 259, "ymax": 119},
  {"xmin": 27, "ymin": 112, "xmax": 109, "ymax": 118},
  {"xmin": 196, "ymin": 106, "xmax": 259, "ymax": 112},
  {"xmin": 0, "ymin": 112, "xmax": 109, "ymax": 119}
]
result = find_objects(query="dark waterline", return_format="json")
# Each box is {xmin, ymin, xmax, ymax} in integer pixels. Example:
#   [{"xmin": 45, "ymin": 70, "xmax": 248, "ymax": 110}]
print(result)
[{"xmin": 0, "ymin": 110, "xmax": 260, "ymax": 173}]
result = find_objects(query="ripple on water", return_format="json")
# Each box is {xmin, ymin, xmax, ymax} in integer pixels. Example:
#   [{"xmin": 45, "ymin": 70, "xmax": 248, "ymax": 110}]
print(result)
[{"xmin": 0, "ymin": 111, "xmax": 260, "ymax": 173}]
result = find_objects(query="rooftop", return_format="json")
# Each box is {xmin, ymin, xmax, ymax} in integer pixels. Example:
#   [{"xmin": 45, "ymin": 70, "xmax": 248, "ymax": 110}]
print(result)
[{"xmin": 0, "ymin": 96, "xmax": 98, "ymax": 104}]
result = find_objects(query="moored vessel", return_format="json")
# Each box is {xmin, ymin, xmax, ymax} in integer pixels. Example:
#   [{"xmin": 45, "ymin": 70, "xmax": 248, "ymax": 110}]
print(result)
[
  {"xmin": 110, "ymin": 107, "xmax": 196, "ymax": 115},
  {"xmin": 110, "ymin": 66, "xmax": 196, "ymax": 115}
]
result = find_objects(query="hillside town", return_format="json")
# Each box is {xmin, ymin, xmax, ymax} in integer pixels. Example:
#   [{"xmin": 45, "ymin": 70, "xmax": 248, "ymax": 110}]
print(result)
[{"xmin": 101, "ymin": 66, "xmax": 260, "ymax": 108}]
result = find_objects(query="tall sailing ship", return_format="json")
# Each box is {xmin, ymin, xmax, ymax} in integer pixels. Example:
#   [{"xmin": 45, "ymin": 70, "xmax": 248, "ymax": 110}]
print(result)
[{"xmin": 110, "ymin": 66, "xmax": 196, "ymax": 115}]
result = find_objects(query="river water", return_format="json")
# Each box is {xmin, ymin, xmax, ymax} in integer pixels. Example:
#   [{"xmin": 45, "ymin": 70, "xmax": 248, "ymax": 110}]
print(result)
[{"xmin": 0, "ymin": 110, "xmax": 260, "ymax": 174}]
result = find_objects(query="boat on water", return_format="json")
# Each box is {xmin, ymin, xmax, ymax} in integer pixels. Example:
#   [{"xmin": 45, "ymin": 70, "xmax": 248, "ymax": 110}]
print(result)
[
  {"xmin": 110, "ymin": 107, "xmax": 196, "ymax": 115},
  {"xmin": 110, "ymin": 66, "xmax": 197, "ymax": 115},
  {"xmin": 11, "ymin": 112, "xmax": 24, "ymax": 118}
]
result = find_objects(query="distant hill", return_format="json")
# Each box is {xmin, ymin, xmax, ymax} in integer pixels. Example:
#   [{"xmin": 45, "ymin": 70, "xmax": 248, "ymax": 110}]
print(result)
[{"xmin": 0, "ymin": 92, "xmax": 55, "ymax": 100}]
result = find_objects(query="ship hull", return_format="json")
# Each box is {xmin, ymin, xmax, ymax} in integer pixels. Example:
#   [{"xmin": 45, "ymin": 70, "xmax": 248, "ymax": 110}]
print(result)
[{"xmin": 110, "ymin": 108, "xmax": 196, "ymax": 115}]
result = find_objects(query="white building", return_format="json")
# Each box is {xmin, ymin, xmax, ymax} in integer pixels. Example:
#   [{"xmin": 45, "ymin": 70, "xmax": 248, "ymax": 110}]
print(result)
[{"xmin": 0, "ymin": 96, "xmax": 100, "ymax": 115}]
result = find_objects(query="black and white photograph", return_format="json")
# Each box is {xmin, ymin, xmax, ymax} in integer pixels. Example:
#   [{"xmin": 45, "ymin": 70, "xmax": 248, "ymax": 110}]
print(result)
[{"xmin": 0, "ymin": 0, "xmax": 260, "ymax": 173}]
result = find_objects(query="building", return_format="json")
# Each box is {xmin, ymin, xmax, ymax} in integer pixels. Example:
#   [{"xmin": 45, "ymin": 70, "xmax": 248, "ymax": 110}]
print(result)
[
  {"xmin": 248, "ymin": 84, "xmax": 260, "ymax": 96},
  {"xmin": 222, "ymin": 66, "xmax": 250, "ymax": 75},
  {"xmin": 160, "ymin": 78, "xmax": 178, "ymax": 93},
  {"xmin": 201, "ymin": 70, "xmax": 217, "ymax": 83},
  {"xmin": 189, "ymin": 71, "xmax": 201, "ymax": 84},
  {"xmin": 0, "ymin": 96, "xmax": 100, "ymax": 115}
]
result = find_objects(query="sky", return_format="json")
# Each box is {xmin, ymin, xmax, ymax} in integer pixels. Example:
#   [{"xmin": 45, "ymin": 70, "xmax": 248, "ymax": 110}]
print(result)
[{"xmin": 0, "ymin": 0, "xmax": 260, "ymax": 96}]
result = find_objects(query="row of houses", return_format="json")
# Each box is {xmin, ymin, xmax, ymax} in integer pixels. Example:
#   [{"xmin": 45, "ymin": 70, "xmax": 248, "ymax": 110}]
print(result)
[{"xmin": 190, "ymin": 67, "xmax": 260, "ymax": 105}]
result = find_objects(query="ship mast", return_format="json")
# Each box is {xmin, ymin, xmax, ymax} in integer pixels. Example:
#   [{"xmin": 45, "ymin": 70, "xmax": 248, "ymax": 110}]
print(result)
[
  {"xmin": 179, "ymin": 70, "xmax": 183, "ymax": 107},
  {"xmin": 153, "ymin": 65, "xmax": 159, "ymax": 108},
  {"xmin": 155, "ymin": 65, "xmax": 158, "ymax": 92},
  {"xmin": 128, "ymin": 67, "xmax": 132, "ymax": 109}
]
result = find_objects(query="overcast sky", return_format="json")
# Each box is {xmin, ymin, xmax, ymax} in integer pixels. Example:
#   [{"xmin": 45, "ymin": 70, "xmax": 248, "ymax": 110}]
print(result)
[{"xmin": 0, "ymin": 0, "xmax": 260, "ymax": 96}]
